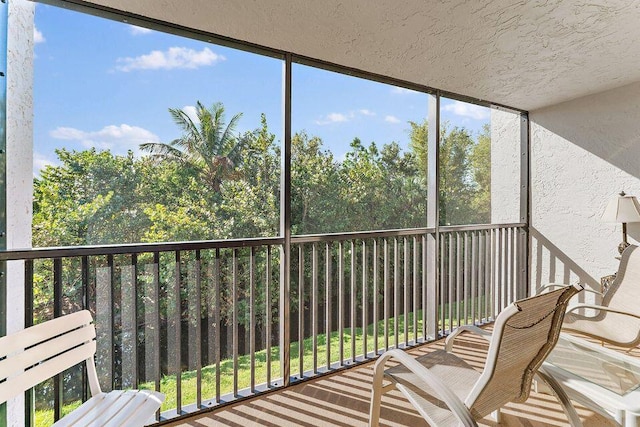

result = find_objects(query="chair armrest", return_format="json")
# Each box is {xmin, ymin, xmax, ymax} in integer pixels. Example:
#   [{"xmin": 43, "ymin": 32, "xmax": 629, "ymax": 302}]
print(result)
[
  {"xmin": 566, "ymin": 304, "xmax": 640, "ymax": 320},
  {"xmin": 445, "ymin": 326, "xmax": 492, "ymax": 352},
  {"xmin": 372, "ymin": 349, "xmax": 477, "ymax": 426}
]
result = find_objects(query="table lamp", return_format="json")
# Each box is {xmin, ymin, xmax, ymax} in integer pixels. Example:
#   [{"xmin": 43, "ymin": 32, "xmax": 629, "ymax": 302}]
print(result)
[{"xmin": 601, "ymin": 191, "xmax": 640, "ymax": 254}]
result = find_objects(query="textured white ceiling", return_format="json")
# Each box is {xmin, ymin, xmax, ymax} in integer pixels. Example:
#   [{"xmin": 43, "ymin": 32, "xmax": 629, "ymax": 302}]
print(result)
[{"xmin": 73, "ymin": 0, "xmax": 640, "ymax": 111}]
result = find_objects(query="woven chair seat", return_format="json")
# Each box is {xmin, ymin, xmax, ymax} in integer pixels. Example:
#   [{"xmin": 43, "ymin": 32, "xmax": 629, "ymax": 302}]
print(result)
[{"xmin": 387, "ymin": 350, "xmax": 481, "ymax": 427}]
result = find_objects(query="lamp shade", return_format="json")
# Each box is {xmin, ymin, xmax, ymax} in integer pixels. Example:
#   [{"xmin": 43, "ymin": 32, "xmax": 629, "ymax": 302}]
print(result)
[{"xmin": 601, "ymin": 193, "xmax": 640, "ymax": 223}]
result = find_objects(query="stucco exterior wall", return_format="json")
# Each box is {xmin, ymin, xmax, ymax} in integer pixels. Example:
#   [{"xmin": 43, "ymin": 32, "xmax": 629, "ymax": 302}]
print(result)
[
  {"xmin": 6, "ymin": 0, "xmax": 34, "ymax": 425},
  {"xmin": 529, "ymin": 80, "xmax": 640, "ymax": 293}
]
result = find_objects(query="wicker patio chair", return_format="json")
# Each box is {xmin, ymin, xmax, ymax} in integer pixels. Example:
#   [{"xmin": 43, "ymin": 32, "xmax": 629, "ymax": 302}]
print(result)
[{"xmin": 368, "ymin": 284, "xmax": 583, "ymax": 427}]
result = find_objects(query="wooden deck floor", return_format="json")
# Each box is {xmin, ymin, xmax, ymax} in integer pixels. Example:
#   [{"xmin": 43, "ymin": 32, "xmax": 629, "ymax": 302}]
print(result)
[{"xmin": 165, "ymin": 331, "xmax": 632, "ymax": 427}]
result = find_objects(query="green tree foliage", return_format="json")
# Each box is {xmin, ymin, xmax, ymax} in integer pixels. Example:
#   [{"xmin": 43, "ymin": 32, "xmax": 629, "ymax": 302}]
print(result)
[
  {"xmin": 33, "ymin": 148, "xmax": 148, "ymax": 246},
  {"xmin": 140, "ymin": 101, "xmax": 246, "ymax": 194},
  {"xmin": 33, "ymin": 105, "xmax": 492, "ymax": 247},
  {"xmin": 470, "ymin": 124, "xmax": 491, "ymax": 221}
]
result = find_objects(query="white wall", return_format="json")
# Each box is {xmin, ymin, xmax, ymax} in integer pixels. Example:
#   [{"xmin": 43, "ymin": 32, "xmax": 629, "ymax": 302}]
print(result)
[
  {"xmin": 529, "ymin": 80, "xmax": 640, "ymax": 293},
  {"xmin": 6, "ymin": 0, "xmax": 34, "ymax": 425}
]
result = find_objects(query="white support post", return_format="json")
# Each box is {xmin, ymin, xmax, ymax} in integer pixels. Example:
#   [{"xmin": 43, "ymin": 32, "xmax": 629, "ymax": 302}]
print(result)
[{"xmin": 6, "ymin": 0, "xmax": 35, "ymax": 426}]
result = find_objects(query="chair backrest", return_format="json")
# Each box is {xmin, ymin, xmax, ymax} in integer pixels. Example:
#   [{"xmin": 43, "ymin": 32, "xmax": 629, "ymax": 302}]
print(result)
[
  {"xmin": 603, "ymin": 244, "xmax": 640, "ymax": 313},
  {"xmin": 560, "ymin": 245, "xmax": 640, "ymax": 347},
  {"xmin": 0, "ymin": 310, "xmax": 97, "ymax": 404},
  {"xmin": 464, "ymin": 284, "xmax": 581, "ymax": 419}
]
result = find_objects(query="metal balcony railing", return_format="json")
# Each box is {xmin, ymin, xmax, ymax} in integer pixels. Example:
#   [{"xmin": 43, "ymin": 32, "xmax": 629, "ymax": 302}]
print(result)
[{"xmin": 0, "ymin": 223, "xmax": 526, "ymax": 425}]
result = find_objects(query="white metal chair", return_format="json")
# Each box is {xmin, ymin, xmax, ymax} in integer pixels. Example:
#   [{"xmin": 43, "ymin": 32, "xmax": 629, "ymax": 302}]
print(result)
[
  {"xmin": 543, "ymin": 244, "xmax": 640, "ymax": 347},
  {"xmin": 368, "ymin": 284, "xmax": 583, "ymax": 427},
  {"xmin": 0, "ymin": 310, "xmax": 165, "ymax": 426}
]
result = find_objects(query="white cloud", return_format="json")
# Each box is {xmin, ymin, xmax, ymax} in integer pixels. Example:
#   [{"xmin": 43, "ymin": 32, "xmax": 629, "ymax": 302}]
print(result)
[
  {"xmin": 442, "ymin": 100, "xmax": 490, "ymax": 120},
  {"xmin": 49, "ymin": 124, "xmax": 160, "ymax": 155},
  {"xmin": 34, "ymin": 27, "xmax": 45, "ymax": 44},
  {"xmin": 315, "ymin": 109, "xmax": 377, "ymax": 125},
  {"xmin": 115, "ymin": 47, "xmax": 225, "ymax": 72},
  {"xmin": 315, "ymin": 112, "xmax": 349, "ymax": 125},
  {"xmin": 129, "ymin": 25, "xmax": 153, "ymax": 35},
  {"xmin": 391, "ymin": 87, "xmax": 418, "ymax": 95},
  {"xmin": 33, "ymin": 152, "xmax": 56, "ymax": 176},
  {"xmin": 182, "ymin": 105, "xmax": 200, "ymax": 124},
  {"xmin": 384, "ymin": 115, "xmax": 401, "ymax": 124}
]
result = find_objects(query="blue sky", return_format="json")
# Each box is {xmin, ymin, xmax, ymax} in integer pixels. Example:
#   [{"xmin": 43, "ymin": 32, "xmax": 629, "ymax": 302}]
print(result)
[{"xmin": 33, "ymin": 4, "xmax": 491, "ymax": 174}]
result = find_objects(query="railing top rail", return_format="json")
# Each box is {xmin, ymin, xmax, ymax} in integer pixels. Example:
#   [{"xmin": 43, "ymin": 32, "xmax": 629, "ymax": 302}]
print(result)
[
  {"xmin": 0, "ymin": 223, "xmax": 526, "ymax": 261},
  {"xmin": 290, "ymin": 223, "xmax": 526, "ymax": 244},
  {"xmin": 291, "ymin": 227, "xmax": 435, "ymax": 244},
  {"xmin": 439, "ymin": 222, "xmax": 526, "ymax": 233},
  {"xmin": 0, "ymin": 236, "xmax": 284, "ymax": 261}
]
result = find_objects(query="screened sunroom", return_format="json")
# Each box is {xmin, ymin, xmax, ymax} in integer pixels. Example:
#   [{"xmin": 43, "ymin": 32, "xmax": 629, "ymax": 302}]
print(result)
[{"xmin": 2, "ymin": 1, "xmax": 639, "ymax": 426}]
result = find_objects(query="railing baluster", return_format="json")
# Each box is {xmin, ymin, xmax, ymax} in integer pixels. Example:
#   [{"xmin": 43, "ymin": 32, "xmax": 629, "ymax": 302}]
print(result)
[
  {"xmin": 326, "ymin": 242, "xmax": 332, "ymax": 369},
  {"xmin": 373, "ymin": 239, "xmax": 379, "ymax": 354},
  {"xmin": 214, "ymin": 248, "xmax": 221, "ymax": 402},
  {"xmin": 175, "ymin": 251, "xmax": 182, "ymax": 413},
  {"xmin": 503, "ymin": 228, "xmax": 509, "ymax": 306},
  {"xmin": 511, "ymin": 227, "xmax": 517, "ymax": 303},
  {"xmin": 456, "ymin": 233, "xmax": 461, "ymax": 328},
  {"xmin": 440, "ymin": 236, "xmax": 445, "ymax": 335},
  {"xmin": 232, "ymin": 249, "xmax": 238, "ymax": 397},
  {"xmin": 298, "ymin": 244, "xmax": 304, "ymax": 378},
  {"xmin": 250, "ymin": 247, "xmax": 256, "ymax": 393},
  {"xmin": 497, "ymin": 228, "xmax": 503, "ymax": 310},
  {"xmin": 518, "ymin": 227, "xmax": 526, "ymax": 299},
  {"xmin": 471, "ymin": 232, "xmax": 478, "ymax": 324},
  {"xmin": 422, "ymin": 234, "xmax": 427, "ymax": 340},
  {"xmin": 350, "ymin": 241, "xmax": 356, "ymax": 362},
  {"xmin": 106, "ymin": 254, "xmax": 116, "ymax": 393},
  {"xmin": 491, "ymin": 230, "xmax": 497, "ymax": 319},
  {"xmin": 312, "ymin": 243, "xmax": 318, "ymax": 372},
  {"xmin": 485, "ymin": 230, "xmax": 491, "ymax": 321},
  {"xmin": 448, "ymin": 233, "xmax": 453, "ymax": 334},
  {"xmin": 464, "ymin": 232, "xmax": 470, "ymax": 325},
  {"xmin": 393, "ymin": 238, "xmax": 399, "ymax": 349},
  {"xmin": 53, "ymin": 258, "xmax": 63, "ymax": 422},
  {"xmin": 195, "ymin": 250, "xmax": 202, "ymax": 407},
  {"xmin": 338, "ymin": 242, "xmax": 344, "ymax": 364},
  {"xmin": 132, "ymin": 254, "xmax": 139, "ymax": 390},
  {"xmin": 384, "ymin": 239, "xmax": 389, "ymax": 351},
  {"xmin": 362, "ymin": 240, "xmax": 368, "ymax": 358},
  {"xmin": 403, "ymin": 237, "xmax": 408, "ymax": 346},
  {"xmin": 24, "ymin": 260, "xmax": 34, "ymax": 427},
  {"xmin": 81, "ymin": 256, "xmax": 89, "ymax": 403},
  {"xmin": 412, "ymin": 236, "xmax": 418, "ymax": 344},
  {"xmin": 477, "ymin": 233, "xmax": 485, "ymax": 323},
  {"xmin": 153, "ymin": 252, "xmax": 161, "ymax": 413},
  {"xmin": 265, "ymin": 246, "xmax": 271, "ymax": 387}
]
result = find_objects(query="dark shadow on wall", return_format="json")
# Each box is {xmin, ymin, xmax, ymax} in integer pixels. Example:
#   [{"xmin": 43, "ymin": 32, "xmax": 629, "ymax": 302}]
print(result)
[{"xmin": 530, "ymin": 227, "xmax": 599, "ymax": 293}]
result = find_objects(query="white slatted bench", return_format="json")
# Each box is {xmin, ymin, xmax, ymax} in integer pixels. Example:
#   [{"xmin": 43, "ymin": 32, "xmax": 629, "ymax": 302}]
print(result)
[{"xmin": 0, "ymin": 310, "xmax": 165, "ymax": 426}]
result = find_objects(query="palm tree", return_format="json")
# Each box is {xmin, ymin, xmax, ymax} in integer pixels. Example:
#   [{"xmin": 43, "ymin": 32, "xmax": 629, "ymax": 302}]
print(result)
[{"xmin": 141, "ymin": 101, "xmax": 244, "ymax": 192}]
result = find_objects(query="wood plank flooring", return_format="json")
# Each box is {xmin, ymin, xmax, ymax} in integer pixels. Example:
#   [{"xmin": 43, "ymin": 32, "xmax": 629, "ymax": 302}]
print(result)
[{"xmin": 164, "ymin": 331, "xmax": 628, "ymax": 427}]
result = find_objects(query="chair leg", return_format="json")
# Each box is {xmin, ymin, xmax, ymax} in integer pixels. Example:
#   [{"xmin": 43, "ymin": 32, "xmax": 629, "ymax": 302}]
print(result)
[
  {"xmin": 369, "ymin": 362, "xmax": 387, "ymax": 427},
  {"xmin": 369, "ymin": 384, "xmax": 382, "ymax": 427},
  {"xmin": 536, "ymin": 370, "xmax": 583, "ymax": 427},
  {"xmin": 491, "ymin": 409, "xmax": 501, "ymax": 423}
]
